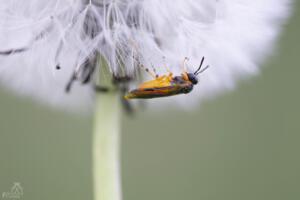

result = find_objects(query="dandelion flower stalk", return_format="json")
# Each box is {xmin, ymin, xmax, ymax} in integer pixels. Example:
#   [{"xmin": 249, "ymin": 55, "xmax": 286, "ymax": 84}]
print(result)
[{"xmin": 93, "ymin": 59, "xmax": 122, "ymax": 200}]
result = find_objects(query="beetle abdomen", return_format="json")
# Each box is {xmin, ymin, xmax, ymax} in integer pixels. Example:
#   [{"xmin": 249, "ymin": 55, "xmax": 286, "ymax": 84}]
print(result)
[{"xmin": 124, "ymin": 83, "xmax": 193, "ymax": 99}]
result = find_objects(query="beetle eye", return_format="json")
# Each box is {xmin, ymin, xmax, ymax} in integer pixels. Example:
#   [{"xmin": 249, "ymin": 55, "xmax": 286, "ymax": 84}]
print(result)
[{"xmin": 187, "ymin": 73, "xmax": 198, "ymax": 84}]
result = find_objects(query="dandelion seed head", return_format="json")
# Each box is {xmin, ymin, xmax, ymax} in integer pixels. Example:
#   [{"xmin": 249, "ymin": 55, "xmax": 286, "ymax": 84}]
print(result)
[{"xmin": 0, "ymin": 0, "xmax": 292, "ymax": 111}]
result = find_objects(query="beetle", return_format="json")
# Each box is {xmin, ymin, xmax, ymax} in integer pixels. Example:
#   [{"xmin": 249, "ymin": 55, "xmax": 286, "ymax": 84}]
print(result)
[{"xmin": 125, "ymin": 57, "xmax": 209, "ymax": 99}]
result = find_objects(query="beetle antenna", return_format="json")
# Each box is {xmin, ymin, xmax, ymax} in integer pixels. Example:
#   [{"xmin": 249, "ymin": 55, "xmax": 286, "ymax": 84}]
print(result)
[
  {"xmin": 195, "ymin": 65, "xmax": 209, "ymax": 75},
  {"xmin": 194, "ymin": 57, "xmax": 205, "ymax": 75}
]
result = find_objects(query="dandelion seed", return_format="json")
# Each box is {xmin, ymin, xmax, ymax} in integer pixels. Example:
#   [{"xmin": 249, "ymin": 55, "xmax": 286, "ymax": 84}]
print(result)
[{"xmin": 0, "ymin": 0, "xmax": 292, "ymax": 110}]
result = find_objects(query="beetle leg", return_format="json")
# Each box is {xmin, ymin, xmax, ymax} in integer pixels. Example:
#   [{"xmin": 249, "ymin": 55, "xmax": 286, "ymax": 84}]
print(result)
[
  {"xmin": 144, "ymin": 67, "xmax": 157, "ymax": 79},
  {"xmin": 119, "ymin": 84, "xmax": 135, "ymax": 115},
  {"xmin": 150, "ymin": 63, "xmax": 159, "ymax": 78},
  {"xmin": 111, "ymin": 74, "xmax": 136, "ymax": 114},
  {"xmin": 182, "ymin": 57, "xmax": 189, "ymax": 73},
  {"xmin": 162, "ymin": 56, "xmax": 172, "ymax": 74}
]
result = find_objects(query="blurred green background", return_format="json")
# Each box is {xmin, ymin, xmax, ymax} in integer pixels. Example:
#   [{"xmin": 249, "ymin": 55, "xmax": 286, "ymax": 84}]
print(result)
[{"xmin": 1, "ymin": 3, "xmax": 299, "ymax": 200}]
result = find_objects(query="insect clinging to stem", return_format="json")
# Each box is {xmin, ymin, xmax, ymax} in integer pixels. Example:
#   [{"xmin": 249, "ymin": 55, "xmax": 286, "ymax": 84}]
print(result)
[{"xmin": 124, "ymin": 56, "xmax": 209, "ymax": 99}]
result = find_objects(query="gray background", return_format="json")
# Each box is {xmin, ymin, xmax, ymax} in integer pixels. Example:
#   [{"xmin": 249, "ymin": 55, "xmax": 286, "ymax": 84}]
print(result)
[{"xmin": 0, "ymin": 2, "xmax": 299, "ymax": 200}]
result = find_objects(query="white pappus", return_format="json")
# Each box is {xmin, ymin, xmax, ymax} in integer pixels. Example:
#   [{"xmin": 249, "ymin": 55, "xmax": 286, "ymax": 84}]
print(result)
[{"xmin": 0, "ymin": 0, "xmax": 292, "ymax": 111}]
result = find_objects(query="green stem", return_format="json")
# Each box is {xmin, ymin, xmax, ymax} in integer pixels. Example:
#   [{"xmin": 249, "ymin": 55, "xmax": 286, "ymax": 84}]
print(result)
[{"xmin": 93, "ymin": 60, "xmax": 122, "ymax": 200}]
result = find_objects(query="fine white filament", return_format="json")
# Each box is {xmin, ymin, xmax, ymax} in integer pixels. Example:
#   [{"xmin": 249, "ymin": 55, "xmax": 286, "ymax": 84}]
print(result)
[{"xmin": 0, "ymin": 0, "xmax": 291, "ymax": 110}]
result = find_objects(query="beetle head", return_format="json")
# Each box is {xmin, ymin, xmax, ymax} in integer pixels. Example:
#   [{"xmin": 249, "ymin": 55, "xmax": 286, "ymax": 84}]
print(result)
[
  {"xmin": 182, "ymin": 56, "xmax": 209, "ymax": 85},
  {"xmin": 187, "ymin": 73, "xmax": 198, "ymax": 85}
]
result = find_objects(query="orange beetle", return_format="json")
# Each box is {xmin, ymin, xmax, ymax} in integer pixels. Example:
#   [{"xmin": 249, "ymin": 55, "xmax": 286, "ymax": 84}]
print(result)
[{"xmin": 125, "ymin": 57, "xmax": 209, "ymax": 99}]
